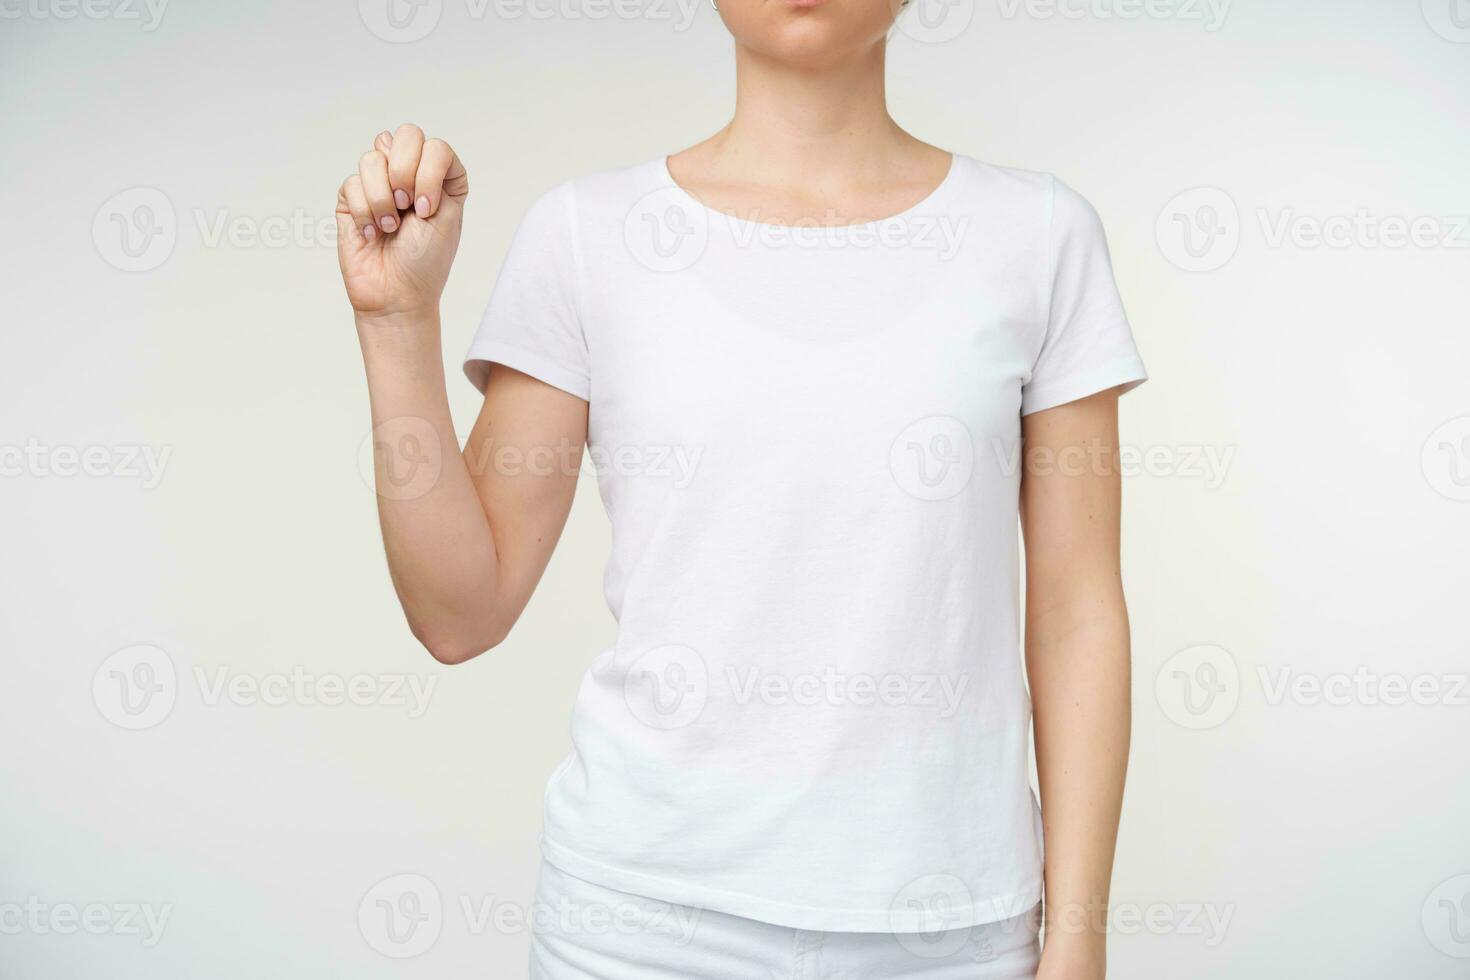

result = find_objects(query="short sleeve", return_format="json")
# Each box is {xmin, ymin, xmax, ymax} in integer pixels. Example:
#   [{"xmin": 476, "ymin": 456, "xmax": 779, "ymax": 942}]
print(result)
[
  {"xmin": 463, "ymin": 181, "xmax": 590, "ymax": 400},
  {"xmin": 1020, "ymin": 177, "xmax": 1148, "ymax": 416}
]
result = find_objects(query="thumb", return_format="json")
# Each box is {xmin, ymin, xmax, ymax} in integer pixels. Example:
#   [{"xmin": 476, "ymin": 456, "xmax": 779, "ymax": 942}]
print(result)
[{"xmin": 335, "ymin": 182, "xmax": 366, "ymax": 260}]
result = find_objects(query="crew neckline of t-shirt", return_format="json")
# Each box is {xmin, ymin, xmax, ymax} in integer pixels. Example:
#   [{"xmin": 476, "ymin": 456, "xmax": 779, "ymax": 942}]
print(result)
[{"xmin": 653, "ymin": 153, "xmax": 967, "ymax": 234}]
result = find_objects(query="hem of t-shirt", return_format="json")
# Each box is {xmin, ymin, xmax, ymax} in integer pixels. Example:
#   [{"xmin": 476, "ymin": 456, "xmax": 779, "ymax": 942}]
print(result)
[
  {"xmin": 462, "ymin": 339, "xmax": 590, "ymax": 402},
  {"xmin": 538, "ymin": 834, "xmax": 1042, "ymax": 934},
  {"xmin": 1020, "ymin": 356, "xmax": 1148, "ymax": 416}
]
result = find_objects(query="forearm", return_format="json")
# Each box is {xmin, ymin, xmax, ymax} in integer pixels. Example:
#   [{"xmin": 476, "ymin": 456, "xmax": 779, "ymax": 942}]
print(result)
[
  {"xmin": 357, "ymin": 311, "xmax": 504, "ymax": 661},
  {"xmin": 1027, "ymin": 590, "xmax": 1131, "ymax": 960}
]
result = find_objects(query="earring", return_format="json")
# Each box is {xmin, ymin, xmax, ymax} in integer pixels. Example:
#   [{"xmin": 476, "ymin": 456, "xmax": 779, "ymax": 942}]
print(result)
[{"xmin": 710, "ymin": 0, "xmax": 717, "ymax": 9}]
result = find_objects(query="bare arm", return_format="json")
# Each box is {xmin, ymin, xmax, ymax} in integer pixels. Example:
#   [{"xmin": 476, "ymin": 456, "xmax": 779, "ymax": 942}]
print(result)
[
  {"xmin": 1020, "ymin": 388, "xmax": 1132, "ymax": 979},
  {"xmin": 339, "ymin": 125, "xmax": 584, "ymax": 664}
]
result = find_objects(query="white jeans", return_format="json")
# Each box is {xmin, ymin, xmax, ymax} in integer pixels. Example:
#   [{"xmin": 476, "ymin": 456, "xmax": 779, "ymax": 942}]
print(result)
[{"xmin": 529, "ymin": 861, "xmax": 1041, "ymax": 980}]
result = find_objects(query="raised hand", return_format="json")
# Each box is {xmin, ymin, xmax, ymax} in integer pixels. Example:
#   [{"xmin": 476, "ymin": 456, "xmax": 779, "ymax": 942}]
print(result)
[{"xmin": 335, "ymin": 124, "xmax": 469, "ymax": 320}]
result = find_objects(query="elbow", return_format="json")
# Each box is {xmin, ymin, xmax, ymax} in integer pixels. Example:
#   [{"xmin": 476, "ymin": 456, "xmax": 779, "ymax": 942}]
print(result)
[{"xmin": 410, "ymin": 620, "xmax": 510, "ymax": 666}]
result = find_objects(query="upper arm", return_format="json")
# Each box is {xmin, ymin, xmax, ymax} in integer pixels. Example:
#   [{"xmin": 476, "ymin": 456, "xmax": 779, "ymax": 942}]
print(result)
[
  {"xmin": 456, "ymin": 180, "xmax": 591, "ymax": 637},
  {"xmin": 1020, "ymin": 387, "xmax": 1124, "ymax": 623},
  {"xmin": 463, "ymin": 363, "xmax": 587, "ymax": 632},
  {"xmin": 1021, "ymin": 178, "xmax": 1146, "ymax": 417},
  {"xmin": 1019, "ymin": 179, "xmax": 1145, "ymax": 618}
]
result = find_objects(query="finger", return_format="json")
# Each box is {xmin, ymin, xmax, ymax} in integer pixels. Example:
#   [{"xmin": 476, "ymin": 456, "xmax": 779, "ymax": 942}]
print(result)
[
  {"xmin": 358, "ymin": 150, "xmax": 397, "ymax": 234},
  {"xmin": 373, "ymin": 130, "xmax": 394, "ymax": 155},
  {"xmin": 387, "ymin": 124, "xmax": 425, "ymax": 213},
  {"xmin": 339, "ymin": 175, "xmax": 375, "ymax": 242},
  {"xmin": 414, "ymin": 138, "xmax": 468, "ymax": 219}
]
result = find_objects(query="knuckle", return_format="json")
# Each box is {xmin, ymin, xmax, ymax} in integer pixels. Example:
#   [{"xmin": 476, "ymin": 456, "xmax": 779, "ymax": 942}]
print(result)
[
  {"xmin": 395, "ymin": 123, "xmax": 425, "ymax": 143},
  {"xmin": 359, "ymin": 150, "xmax": 385, "ymax": 170}
]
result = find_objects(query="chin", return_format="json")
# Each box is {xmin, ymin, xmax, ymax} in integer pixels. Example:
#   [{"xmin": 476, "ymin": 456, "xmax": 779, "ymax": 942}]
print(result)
[{"xmin": 729, "ymin": 0, "xmax": 894, "ymax": 67}]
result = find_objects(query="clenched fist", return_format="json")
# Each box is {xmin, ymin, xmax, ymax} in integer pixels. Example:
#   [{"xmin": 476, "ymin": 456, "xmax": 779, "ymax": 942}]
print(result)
[{"xmin": 336, "ymin": 125, "xmax": 468, "ymax": 320}]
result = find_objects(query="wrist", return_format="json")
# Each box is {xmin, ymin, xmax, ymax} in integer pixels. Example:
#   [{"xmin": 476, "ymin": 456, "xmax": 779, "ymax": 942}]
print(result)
[
  {"xmin": 354, "ymin": 305, "xmax": 441, "ymax": 332},
  {"xmin": 355, "ymin": 308, "xmax": 443, "ymax": 361},
  {"xmin": 1041, "ymin": 895, "xmax": 1110, "ymax": 958},
  {"xmin": 1039, "ymin": 929, "xmax": 1107, "ymax": 979}
]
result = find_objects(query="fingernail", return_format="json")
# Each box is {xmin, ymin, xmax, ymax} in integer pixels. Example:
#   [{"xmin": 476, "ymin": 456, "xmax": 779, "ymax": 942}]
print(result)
[
  {"xmin": 378, "ymin": 130, "xmax": 393, "ymax": 146},
  {"xmin": 380, "ymin": 214, "xmax": 398, "ymax": 233},
  {"xmin": 394, "ymin": 188, "xmax": 410, "ymax": 210},
  {"xmin": 363, "ymin": 224, "xmax": 376, "ymax": 241},
  {"xmin": 415, "ymin": 195, "xmax": 430, "ymax": 218}
]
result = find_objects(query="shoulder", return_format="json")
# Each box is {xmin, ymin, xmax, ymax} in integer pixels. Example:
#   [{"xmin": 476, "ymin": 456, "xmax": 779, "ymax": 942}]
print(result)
[
  {"xmin": 548, "ymin": 158, "xmax": 667, "ymax": 218},
  {"xmin": 505, "ymin": 158, "xmax": 660, "ymax": 241},
  {"xmin": 953, "ymin": 156, "xmax": 1104, "ymax": 233}
]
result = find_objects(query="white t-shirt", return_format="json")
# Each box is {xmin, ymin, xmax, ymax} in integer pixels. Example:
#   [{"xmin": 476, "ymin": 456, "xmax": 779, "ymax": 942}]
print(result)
[{"xmin": 464, "ymin": 154, "xmax": 1146, "ymax": 933}]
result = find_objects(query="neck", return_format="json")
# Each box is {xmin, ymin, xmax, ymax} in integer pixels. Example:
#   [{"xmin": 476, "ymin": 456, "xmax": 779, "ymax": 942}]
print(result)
[{"xmin": 710, "ymin": 42, "xmax": 906, "ymax": 187}]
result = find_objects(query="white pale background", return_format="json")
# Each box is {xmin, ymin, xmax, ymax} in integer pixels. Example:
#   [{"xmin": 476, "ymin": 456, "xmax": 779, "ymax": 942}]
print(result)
[{"xmin": 1, "ymin": 0, "xmax": 1467, "ymax": 976}]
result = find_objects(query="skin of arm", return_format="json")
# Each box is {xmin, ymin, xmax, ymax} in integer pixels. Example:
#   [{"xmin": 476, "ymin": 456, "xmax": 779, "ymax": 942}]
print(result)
[
  {"xmin": 1021, "ymin": 388, "xmax": 1133, "ymax": 980},
  {"xmin": 340, "ymin": 124, "xmax": 585, "ymax": 665},
  {"xmin": 361, "ymin": 330, "xmax": 585, "ymax": 664}
]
